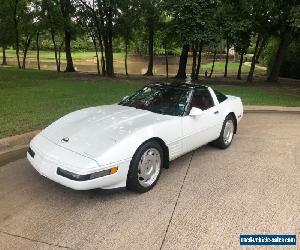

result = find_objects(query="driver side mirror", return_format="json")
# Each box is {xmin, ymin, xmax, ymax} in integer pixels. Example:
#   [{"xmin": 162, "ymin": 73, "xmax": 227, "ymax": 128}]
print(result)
[
  {"xmin": 122, "ymin": 96, "xmax": 129, "ymax": 101},
  {"xmin": 189, "ymin": 107, "xmax": 204, "ymax": 116}
]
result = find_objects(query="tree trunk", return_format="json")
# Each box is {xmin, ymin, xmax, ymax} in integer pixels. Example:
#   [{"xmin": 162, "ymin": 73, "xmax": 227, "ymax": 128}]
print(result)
[
  {"xmin": 99, "ymin": 36, "xmax": 105, "ymax": 76},
  {"xmin": 256, "ymin": 37, "xmax": 267, "ymax": 63},
  {"xmin": 100, "ymin": 46, "xmax": 105, "ymax": 76},
  {"xmin": 93, "ymin": 6, "xmax": 106, "ymax": 76},
  {"xmin": 64, "ymin": 30, "xmax": 76, "ymax": 72},
  {"xmin": 96, "ymin": 0, "xmax": 108, "ymax": 76},
  {"xmin": 175, "ymin": 44, "xmax": 189, "ymax": 79},
  {"xmin": 194, "ymin": 44, "xmax": 203, "ymax": 80},
  {"xmin": 102, "ymin": 6, "xmax": 114, "ymax": 77},
  {"xmin": 247, "ymin": 34, "xmax": 261, "ymax": 82},
  {"xmin": 224, "ymin": 37, "xmax": 230, "ymax": 77},
  {"xmin": 191, "ymin": 44, "xmax": 197, "ymax": 80},
  {"xmin": 96, "ymin": 33, "xmax": 105, "ymax": 76},
  {"xmin": 2, "ymin": 47, "xmax": 7, "ymax": 65},
  {"xmin": 47, "ymin": 1, "xmax": 60, "ymax": 72},
  {"xmin": 103, "ymin": 36, "xmax": 113, "ymax": 77},
  {"xmin": 237, "ymin": 53, "xmax": 244, "ymax": 80},
  {"xmin": 36, "ymin": 32, "xmax": 41, "ymax": 70},
  {"xmin": 267, "ymin": 28, "xmax": 292, "ymax": 82},
  {"xmin": 13, "ymin": 0, "xmax": 21, "ymax": 68},
  {"xmin": 145, "ymin": 19, "xmax": 154, "ymax": 76},
  {"xmin": 164, "ymin": 43, "xmax": 168, "ymax": 80},
  {"xmin": 125, "ymin": 40, "xmax": 128, "ymax": 76},
  {"xmin": 22, "ymin": 36, "xmax": 32, "ymax": 69},
  {"xmin": 92, "ymin": 34, "xmax": 100, "ymax": 75},
  {"xmin": 209, "ymin": 51, "xmax": 217, "ymax": 78},
  {"xmin": 80, "ymin": 0, "xmax": 106, "ymax": 75},
  {"xmin": 50, "ymin": 29, "xmax": 60, "ymax": 72},
  {"xmin": 59, "ymin": 49, "xmax": 61, "ymax": 72},
  {"xmin": 58, "ymin": 41, "xmax": 64, "ymax": 72},
  {"xmin": 60, "ymin": 0, "xmax": 76, "ymax": 72}
]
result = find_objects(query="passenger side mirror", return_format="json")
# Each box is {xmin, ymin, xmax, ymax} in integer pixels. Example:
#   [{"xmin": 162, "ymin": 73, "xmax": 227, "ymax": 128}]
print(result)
[{"xmin": 189, "ymin": 107, "xmax": 204, "ymax": 116}]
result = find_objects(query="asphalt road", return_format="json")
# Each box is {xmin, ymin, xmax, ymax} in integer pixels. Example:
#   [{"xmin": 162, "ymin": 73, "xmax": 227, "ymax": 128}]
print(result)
[{"xmin": 0, "ymin": 113, "xmax": 299, "ymax": 250}]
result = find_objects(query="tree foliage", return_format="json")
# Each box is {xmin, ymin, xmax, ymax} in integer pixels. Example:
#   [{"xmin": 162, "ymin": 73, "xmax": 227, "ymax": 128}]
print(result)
[{"xmin": 0, "ymin": 0, "xmax": 299, "ymax": 80}]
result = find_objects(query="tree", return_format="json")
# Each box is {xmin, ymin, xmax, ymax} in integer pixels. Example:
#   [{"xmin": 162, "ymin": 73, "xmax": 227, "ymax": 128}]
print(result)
[
  {"xmin": 77, "ymin": 0, "xmax": 124, "ymax": 77},
  {"xmin": 8, "ymin": 0, "xmax": 22, "ymax": 68},
  {"xmin": 42, "ymin": 0, "xmax": 65, "ymax": 72},
  {"xmin": 226, "ymin": 0, "xmax": 252, "ymax": 80},
  {"xmin": 117, "ymin": 0, "xmax": 140, "ymax": 76},
  {"xmin": 19, "ymin": 12, "xmax": 34, "ymax": 69},
  {"xmin": 175, "ymin": 44, "xmax": 189, "ymax": 79},
  {"xmin": 76, "ymin": 0, "xmax": 106, "ymax": 75},
  {"xmin": 59, "ymin": 0, "xmax": 76, "ymax": 72},
  {"xmin": 99, "ymin": 0, "xmax": 120, "ymax": 77},
  {"xmin": 141, "ymin": 0, "xmax": 162, "ymax": 76},
  {"xmin": 234, "ymin": 31, "xmax": 251, "ymax": 80},
  {"xmin": 31, "ymin": 0, "xmax": 44, "ymax": 70},
  {"xmin": 9, "ymin": 0, "xmax": 35, "ymax": 69},
  {"xmin": 246, "ymin": 0, "xmax": 278, "ymax": 82},
  {"xmin": 76, "ymin": 1, "xmax": 101, "ymax": 75},
  {"xmin": 207, "ymin": 32, "xmax": 223, "ymax": 78},
  {"xmin": 218, "ymin": 0, "xmax": 252, "ymax": 78},
  {"xmin": 165, "ymin": 0, "xmax": 220, "ymax": 80},
  {"xmin": 161, "ymin": 19, "xmax": 176, "ymax": 79},
  {"xmin": 0, "ymin": 1, "xmax": 14, "ymax": 65},
  {"xmin": 219, "ymin": 1, "xmax": 235, "ymax": 78},
  {"xmin": 267, "ymin": 1, "xmax": 300, "ymax": 82}
]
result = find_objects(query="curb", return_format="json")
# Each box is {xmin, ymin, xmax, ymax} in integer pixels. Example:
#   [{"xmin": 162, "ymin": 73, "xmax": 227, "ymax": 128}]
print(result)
[
  {"xmin": 0, "ymin": 106, "xmax": 299, "ymax": 165},
  {"xmin": 0, "ymin": 146, "xmax": 29, "ymax": 167},
  {"xmin": 244, "ymin": 106, "xmax": 300, "ymax": 113},
  {"xmin": 0, "ymin": 130, "xmax": 40, "ymax": 153},
  {"xmin": 0, "ymin": 130, "xmax": 40, "ymax": 167}
]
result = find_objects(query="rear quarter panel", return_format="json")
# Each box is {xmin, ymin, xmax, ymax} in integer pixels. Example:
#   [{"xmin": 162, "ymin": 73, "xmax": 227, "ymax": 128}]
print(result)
[
  {"xmin": 216, "ymin": 95, "xmax": 244, "ymax": 130},
  {"xmin": 225, "ymin": 95, "xmax": 244, "ymax": 123}
]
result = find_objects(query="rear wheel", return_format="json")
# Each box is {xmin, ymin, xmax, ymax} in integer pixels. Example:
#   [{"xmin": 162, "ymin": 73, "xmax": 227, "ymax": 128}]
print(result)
[
  {"xmin": 126, "ymin": 141, "xmax": 163, "ymax": 193},
  {"xmin": 213, "ymin": 115, "xmax": 235, "ymax": 149}
]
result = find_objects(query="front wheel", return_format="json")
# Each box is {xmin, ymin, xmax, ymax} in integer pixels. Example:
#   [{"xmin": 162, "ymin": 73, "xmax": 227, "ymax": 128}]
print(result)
[
  {"xmin": 212, "ymin": 115, "xmax": 235, "ymax": 149},
  {"xmin": 126, "ymin": 141, "xmax": 163, "ymax": 193}
]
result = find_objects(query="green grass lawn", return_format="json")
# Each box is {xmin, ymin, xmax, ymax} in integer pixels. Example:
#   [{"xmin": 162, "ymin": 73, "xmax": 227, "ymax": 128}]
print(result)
[
  {"xmin": 200, "ymin": 62, "xmax": 262, "ymax": 75},
  {"xmin": 3, "ymin": 49, "xmax": 126, "ymax": 62},
  {"xmin": 0, "ymin": 67, "xmax": 299, "ymax": 139},
  {"xmin": 213, "ymin": 85, "xmax": 300, "ymax": 107},
  {"xmin": 1, "ymin": 49, "xmax": 266, "ymax": 77}
]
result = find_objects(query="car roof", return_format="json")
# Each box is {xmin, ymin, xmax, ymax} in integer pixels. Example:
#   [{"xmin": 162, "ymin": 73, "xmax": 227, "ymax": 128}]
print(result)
[{"xmin": 147, "ymin": 81, "xmax": 208, "ymax": 90}]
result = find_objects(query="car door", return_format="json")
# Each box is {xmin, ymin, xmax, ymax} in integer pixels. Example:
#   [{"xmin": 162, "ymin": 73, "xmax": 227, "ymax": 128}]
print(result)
[{"xmin": 181, "ymin": 87, "xmax": 223, "ymax": 154}]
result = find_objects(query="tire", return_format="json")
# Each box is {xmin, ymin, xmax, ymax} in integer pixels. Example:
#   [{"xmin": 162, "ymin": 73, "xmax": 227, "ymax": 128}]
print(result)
[
  {"xmin": 126, "ymin": 140, "xmax": 163, "ymax": 193},
  {"xmin": 212, "ymin": 115, "xmax": 235, "ymax": 149}
]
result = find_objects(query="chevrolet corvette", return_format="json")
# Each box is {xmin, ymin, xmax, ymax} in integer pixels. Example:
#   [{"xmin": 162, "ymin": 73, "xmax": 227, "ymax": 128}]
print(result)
[{"xmin": 27, "ymin": 82, "xmax": 243, "ymax": 192}]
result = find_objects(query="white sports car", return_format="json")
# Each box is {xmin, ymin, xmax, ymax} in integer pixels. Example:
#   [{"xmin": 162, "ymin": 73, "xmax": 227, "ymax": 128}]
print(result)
[{"xmin": 27, "ymin": 82, "xmax": 243, "ymax": 192}]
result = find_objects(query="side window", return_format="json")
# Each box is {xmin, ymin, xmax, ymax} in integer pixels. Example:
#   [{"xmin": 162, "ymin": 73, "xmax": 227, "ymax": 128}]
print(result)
[
  {"xmin": 214, "ymin": 90, "xmax": 228, "ymax": 103},
  {"xmin": 190, "ymin": 89, "xmax": 214, "ymax": 111}
]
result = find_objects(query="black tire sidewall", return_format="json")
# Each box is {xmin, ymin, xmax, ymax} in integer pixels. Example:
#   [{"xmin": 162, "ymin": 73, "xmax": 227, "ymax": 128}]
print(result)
[
  {"xmin": 126, "ymin": 140, "xmax": 163, "ymax": 192},
  {"xmin": 213, "ymin": 115, "xmax": 235, "ymax": 149},
  {"xmin": 221, "ymin": 115, "xmax": 235, "ymax": 148}
]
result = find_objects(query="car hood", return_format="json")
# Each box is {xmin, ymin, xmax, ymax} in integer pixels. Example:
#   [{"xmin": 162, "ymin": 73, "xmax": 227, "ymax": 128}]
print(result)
[{"xmin": 41, "ymin": 104, "xmax": 173, "ymax": 159}]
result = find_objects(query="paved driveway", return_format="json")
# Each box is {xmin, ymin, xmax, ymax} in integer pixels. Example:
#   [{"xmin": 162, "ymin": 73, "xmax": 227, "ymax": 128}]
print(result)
[{"xmin": 0, "ymin": 113, "xmax": 299, "ymax": 250}]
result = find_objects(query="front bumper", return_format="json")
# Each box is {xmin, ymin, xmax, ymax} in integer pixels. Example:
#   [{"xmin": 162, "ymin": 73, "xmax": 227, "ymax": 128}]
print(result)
[{"xmin": 27, "ymin": 136, "xmax": 131, "ymax": 190}]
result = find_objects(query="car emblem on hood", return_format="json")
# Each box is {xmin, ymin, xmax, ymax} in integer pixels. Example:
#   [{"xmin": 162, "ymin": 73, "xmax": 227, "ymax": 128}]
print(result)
[{"xmin": 61, "ymin": 137, "xmax": 69, "ymax": 143}]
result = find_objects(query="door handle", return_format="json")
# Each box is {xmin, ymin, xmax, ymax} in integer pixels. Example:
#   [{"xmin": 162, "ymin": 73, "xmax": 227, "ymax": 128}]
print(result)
[{"xmin": 214, "ymin": 110, "xmax": 219, "ymax": 115}]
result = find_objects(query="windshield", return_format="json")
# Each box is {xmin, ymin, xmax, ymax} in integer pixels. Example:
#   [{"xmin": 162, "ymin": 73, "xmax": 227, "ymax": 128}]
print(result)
[{"xmin": 119, "ymin": 85, "xmax": 190, "ymax": 116}]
